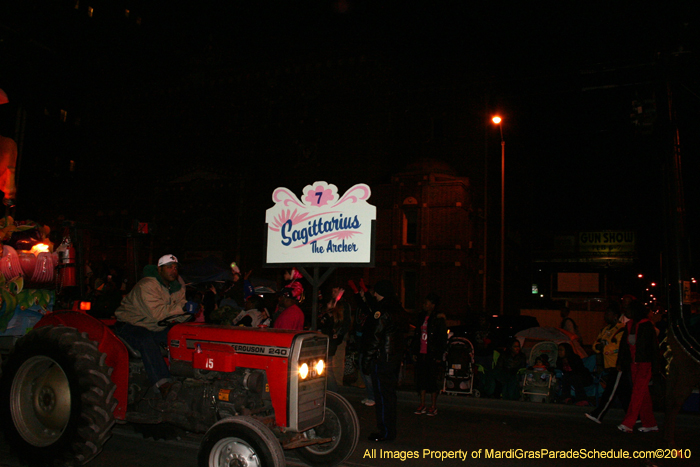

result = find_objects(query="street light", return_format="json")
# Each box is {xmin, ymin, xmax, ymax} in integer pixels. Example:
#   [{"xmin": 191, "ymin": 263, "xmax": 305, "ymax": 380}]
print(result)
[{"xmin": 492, "ymin": 116, "xmax": 505, "ymax": 315}]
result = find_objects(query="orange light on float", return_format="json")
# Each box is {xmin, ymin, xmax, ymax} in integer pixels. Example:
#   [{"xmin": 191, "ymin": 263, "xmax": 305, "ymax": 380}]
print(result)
[{"xmin": 30, "ymin": 243, "xmax": 49, "ymax": 255}]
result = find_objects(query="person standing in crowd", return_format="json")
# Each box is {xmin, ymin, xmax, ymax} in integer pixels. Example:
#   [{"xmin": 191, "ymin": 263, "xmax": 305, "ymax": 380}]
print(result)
[
  {"xmin": 411, "ymin": 293, "xmax": 447, "ymax": 416},
  {"xmin": 617, "ymin": 300, "xmax": 660, "ymax": 433},
  {"xmin": 319, "ymin": 289, "xmax": 347, "ymax": 392},
  {"xmin": 617, "ymin": 294, "xmax": 635, "ymax": 330},
  {"xmin": 361, "ymin": 279, "xmax": 409, "ymax": 442},
  {"xmin": 349, "ymin": 279, "xmax": 375, "ymax": 406},
  {"xmin": 114, "ymin": 254, "xmax": 189, "ymax": 401},
  {"xmin": 473, "ymin": 314, "xmax": 494, "ymax": 366},
  {"xmin": 586, "ymin": 306, "xmax": 626, "ymax": 423},
  {"xmin": 330, "ymin": 285, "xmax": 352, "ymax": 388},
  {"xmin": 556, "ymin": 342, "xmax": 592, "ymax": 405},
  {"xmin": 273, "ymin": 281, "xmax": 305, "ymax": 330}
]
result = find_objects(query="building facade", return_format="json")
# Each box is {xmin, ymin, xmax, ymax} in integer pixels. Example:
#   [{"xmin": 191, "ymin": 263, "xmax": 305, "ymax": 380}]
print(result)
[{"xmin": 365, "ymin": 159, "xmax": 480, "ymax": 322}]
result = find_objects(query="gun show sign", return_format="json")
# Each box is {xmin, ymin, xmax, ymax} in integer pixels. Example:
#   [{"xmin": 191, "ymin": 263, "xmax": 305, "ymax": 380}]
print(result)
[
  {"xmin": 264, "ymin": 181, "xmax": 376, "ymax": 267},
  {"xmin": 578, "ymin": 231, "xmax": 635, "ymax": 256}
]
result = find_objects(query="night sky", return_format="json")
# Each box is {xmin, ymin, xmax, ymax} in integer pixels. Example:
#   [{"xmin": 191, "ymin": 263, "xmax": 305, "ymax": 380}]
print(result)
[{"xmin": 1, "ymin": 1, "xmax": 699, "ymax": 286}]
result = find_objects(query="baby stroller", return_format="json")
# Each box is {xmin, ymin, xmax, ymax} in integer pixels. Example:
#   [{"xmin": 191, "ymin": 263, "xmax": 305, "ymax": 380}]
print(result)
[
  {"xmin": 443, "ymin": 336, "xmax": 479, "ymax": 397},
  {"xmin": 520, "ymin": 341, "xmax": 558, "ymax": 403}
]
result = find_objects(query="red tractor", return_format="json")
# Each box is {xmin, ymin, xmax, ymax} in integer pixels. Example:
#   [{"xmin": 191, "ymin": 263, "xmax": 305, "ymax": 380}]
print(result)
[{"xmin": 0, "ymin": 309, "xmax": 359, "ymax": 467}]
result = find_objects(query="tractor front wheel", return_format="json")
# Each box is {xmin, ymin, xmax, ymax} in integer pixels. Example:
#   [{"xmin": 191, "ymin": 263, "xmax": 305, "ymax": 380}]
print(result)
[{"xmin": 198, "ymin": 416, "xmax": 285, "ymax": 467}]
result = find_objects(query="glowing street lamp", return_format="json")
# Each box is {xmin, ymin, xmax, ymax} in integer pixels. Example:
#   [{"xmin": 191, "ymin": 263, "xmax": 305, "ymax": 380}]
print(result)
[{"xmin": 492, "ymin": 115, "xmax": 505, "ymax": 315}]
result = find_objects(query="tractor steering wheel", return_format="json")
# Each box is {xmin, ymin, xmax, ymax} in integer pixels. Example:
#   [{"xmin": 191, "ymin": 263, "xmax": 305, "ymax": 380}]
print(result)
[{"xmin": 157, "ymin": 313, "xmax": 195, "ymax": 328}]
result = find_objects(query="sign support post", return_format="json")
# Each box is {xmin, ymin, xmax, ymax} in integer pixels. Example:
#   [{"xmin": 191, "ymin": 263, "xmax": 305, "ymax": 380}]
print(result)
[{"xmin": 297, "ymin": 266, "xmax": 336, "ymax": 330}]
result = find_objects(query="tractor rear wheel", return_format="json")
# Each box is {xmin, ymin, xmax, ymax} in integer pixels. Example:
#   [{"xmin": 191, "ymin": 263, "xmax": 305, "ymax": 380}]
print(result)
[
  {"xmin": 0, "ymin": 325, "xmax": 117, "ymax": 465},
  {"xmin": 296, "ymin": 391, "xmax": 360, "ymax": 467}
]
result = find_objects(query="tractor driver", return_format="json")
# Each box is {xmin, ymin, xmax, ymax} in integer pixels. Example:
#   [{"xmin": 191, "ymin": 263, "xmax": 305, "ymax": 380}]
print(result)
[{"xmin": 115, "ymin": 254, "xmax": 189, "ymax": 401}]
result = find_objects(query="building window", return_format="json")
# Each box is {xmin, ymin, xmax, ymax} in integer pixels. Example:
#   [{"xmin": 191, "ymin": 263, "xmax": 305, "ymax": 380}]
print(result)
[
  {"xmin": 403, "ymin": 209, "xmax": 417, "ymax": 245},
  {"xmin": 402, "ymin": 270, "xmax": 417, "ymax": 310}
]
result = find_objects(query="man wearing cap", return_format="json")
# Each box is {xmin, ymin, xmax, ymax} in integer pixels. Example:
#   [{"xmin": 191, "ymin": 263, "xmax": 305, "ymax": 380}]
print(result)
[
  {"xmin": 361, "ymin": 279, "xmax": 410, "ymax": 442},
  {"xmin": 115, "ymin": 254, "xmax": 189, "ymax": 400}
]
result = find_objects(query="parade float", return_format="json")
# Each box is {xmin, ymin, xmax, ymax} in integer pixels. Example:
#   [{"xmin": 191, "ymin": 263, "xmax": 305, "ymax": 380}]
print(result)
[{"xmin": 0, "ymin": 216, "xmax": 61, "ymax": 337}]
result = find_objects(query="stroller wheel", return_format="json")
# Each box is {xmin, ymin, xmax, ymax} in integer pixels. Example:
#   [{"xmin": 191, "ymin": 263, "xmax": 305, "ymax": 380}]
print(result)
[{"xmin": 472, "ymin": 389, "xmax": 481, "ymax": 398}]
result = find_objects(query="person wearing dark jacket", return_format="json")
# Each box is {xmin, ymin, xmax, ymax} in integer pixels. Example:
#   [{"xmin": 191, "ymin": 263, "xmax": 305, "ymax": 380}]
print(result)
[
  {"xmin": 348, "ymin": 279, "xmax": 376, "ymax": 406},
  {"xmin": 617, "ymin": 300, "xmax": 660, "ymax": 433},
  {"xmin": 411, "ymin": 293, "xmax": 447, "ymax": 416},
  {"xmin": 361, "ymin": 279, "xmax": 409, "ymax": 442},
  {"xmin": 319, "ymin": 289, "xmax": 348, "ymax": 392}
]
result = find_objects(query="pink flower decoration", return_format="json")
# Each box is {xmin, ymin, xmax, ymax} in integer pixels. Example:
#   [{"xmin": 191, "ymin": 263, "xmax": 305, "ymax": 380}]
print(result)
[
  {"xmin": 268, "ymin": 209, "xmax": 311, "ymax": 232},
  {"xmin": 304, "ymin": 185, "xmax": 334, "ymax": 207}
]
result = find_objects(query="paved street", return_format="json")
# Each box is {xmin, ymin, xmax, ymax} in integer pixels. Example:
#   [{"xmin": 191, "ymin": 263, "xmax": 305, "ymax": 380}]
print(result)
[
  {"xmin": 342, "ymin": 386, "xmax": 699, "ymax": 466},
  {"xmin": 1, "ymin": 386, "xmax": 698, "ymax": 467}
]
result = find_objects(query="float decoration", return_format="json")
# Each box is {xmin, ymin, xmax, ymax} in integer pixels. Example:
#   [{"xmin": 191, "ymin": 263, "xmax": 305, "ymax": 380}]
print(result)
[
  {"xmin": 0, "ymin": 274, "xmax": 54, "ymax": 335},
  {"xmin": 0, "ymin": 216, "xmax": 55, "ymax": 285}
]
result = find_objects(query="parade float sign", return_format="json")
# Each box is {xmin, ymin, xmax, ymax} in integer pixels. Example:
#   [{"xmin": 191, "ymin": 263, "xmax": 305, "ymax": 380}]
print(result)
[{"xmin": 264, "ymin": 181, "xmax": 376, "ymax": 267}]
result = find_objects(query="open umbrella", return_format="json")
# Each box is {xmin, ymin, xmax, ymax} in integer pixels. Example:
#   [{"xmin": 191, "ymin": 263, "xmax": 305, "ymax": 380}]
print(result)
[{"xmin": 515, "ymin": 326, "xmax": 587, "ymax": 359}]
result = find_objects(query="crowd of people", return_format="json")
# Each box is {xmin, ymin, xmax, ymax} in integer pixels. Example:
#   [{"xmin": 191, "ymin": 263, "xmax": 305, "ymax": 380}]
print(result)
[{"xmin": 109, "ymin": 252, "xmax": 673, "ymax": 441}]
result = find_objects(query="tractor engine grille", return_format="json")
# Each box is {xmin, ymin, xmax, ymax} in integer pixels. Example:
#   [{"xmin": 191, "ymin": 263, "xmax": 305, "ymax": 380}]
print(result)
[{"xmin": 290, "ymin": 334, "xmax": 328, "ymax": 432}]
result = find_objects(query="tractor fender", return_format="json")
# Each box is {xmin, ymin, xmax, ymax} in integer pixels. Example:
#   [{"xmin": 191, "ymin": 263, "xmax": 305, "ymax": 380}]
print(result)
[{"xmin": 35, "ymin": 311, "xmax": 129, "ymax": 419}]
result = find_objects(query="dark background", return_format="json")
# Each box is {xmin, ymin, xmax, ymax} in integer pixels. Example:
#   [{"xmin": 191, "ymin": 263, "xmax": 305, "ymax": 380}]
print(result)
[{"xmin": 1, "ymin": 0, "xmax": 699, "ymax": 308}]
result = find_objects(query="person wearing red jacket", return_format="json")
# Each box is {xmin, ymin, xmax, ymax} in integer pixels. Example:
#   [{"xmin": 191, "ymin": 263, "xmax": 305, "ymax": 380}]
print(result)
[
  {"xmin": 272, "ymin": 283, "xmax": 305, "ymax": 330},
  {"xmin": 617, "ymin": 300, "xmax": 660, "ymax": 433}
]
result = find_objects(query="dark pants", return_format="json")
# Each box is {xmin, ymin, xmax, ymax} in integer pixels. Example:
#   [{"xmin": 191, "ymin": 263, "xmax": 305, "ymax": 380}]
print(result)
[
  {"xmin": 371, "ymin": 359, "xmax": 401, "ymax": 439},
  {"xmin": 359, "ymin": 352, "xmax": 374, "ymax": 400},
  {"xmin": 589, "ymin": 368, "xmax": 630, "ymax": 421},
  {"xmin": 415, "ymin": 354, "xmax": 441, "ymax": 393},
  {"xmin": 116, "ymin": 322, "xmax": 171, "ymax": 387}
]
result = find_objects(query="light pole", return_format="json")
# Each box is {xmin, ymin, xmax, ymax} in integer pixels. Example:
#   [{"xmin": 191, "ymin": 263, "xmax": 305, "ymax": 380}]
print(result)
[{"xmin": 492, "ymin": 116, "xmax": 505, "ymax": 315}]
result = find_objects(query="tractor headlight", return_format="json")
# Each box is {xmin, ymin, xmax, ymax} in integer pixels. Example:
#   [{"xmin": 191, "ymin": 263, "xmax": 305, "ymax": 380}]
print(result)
[
  {"xmin": 299, "ymin": 363, "xmax": 309, "ymax": 379},
  {"xmin": 299, "ymin": 360, "xmax": 325, "ymax": 379}
]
